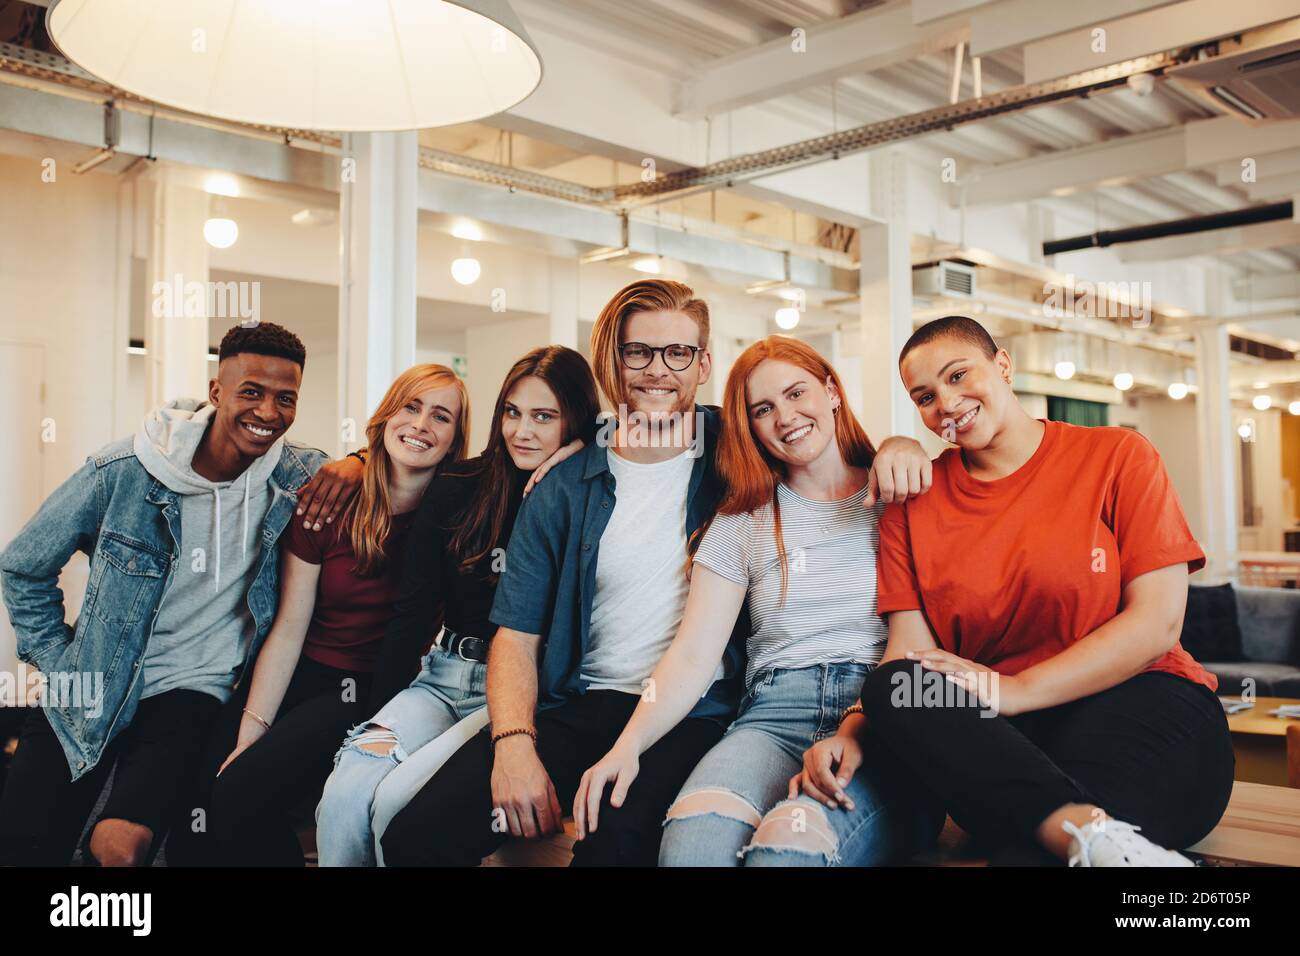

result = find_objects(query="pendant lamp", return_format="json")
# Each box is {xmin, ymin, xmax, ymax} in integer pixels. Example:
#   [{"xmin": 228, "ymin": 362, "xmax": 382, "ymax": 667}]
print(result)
[{"xmin": 47, "ymin": 0, "xmax": 542, "ymax": 131}]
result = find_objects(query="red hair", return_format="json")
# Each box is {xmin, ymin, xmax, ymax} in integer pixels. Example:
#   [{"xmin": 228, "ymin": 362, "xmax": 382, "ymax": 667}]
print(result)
[{"xmin": 712, "ymin": 336, "xmax": 876, "ymax": 601}]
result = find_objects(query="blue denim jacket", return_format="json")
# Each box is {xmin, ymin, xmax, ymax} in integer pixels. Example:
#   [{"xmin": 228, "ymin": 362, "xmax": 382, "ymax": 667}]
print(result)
[
  {"xmin": 0, "ymin": 437, "xmax": 327, "ymax": 779},
  {"xmin": 489, "ymin": 405, "xmax": 748, "ymax": 725}
]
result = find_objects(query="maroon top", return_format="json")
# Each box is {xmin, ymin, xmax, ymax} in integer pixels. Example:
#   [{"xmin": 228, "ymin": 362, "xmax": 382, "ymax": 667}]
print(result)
[{"xmin": 282, "ymin": 508, "xmax": 417, "ymax": 672}]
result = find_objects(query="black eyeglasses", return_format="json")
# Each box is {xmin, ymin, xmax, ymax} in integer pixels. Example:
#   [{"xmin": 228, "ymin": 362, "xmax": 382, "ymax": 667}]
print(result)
[{"xmin": 618, "ymin": 342, "xmax": 704, "ymax": 371}]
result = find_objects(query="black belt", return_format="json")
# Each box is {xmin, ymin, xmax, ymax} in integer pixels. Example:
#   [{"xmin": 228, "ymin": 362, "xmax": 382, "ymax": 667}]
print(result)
[{"xmin": 435, "ymin": 626, "xmax": 489, "ymax": 663}]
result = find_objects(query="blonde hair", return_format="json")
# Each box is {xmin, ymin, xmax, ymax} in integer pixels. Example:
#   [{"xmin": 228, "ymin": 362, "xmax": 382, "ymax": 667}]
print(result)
[
  {"xmin": 348, "ymin": 364, "xmax": 469, "ymax": 576},
  {"xmin": 589, "ymin": 279, "xmax": 710, "ymax": 408}
]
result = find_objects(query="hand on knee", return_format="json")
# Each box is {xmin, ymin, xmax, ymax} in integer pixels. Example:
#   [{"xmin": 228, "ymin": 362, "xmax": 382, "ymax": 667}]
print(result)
[{"xmin": 89, "ymin": 818, "xmax": 154, "ymax": 867}]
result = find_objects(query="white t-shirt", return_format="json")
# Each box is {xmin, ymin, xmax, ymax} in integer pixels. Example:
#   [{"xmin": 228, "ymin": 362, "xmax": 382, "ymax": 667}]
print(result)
[
  {"xmin": 581, "ymin": 447, "xmax": 695, "ymax": 693},
  {"xmin": 693, "ymin": 482, "xmax": 888, "ymax": 688}
]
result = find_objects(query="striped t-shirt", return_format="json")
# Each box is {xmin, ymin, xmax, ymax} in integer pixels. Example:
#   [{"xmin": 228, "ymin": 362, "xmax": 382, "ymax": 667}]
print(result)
[{"xmin": 693, "ymin": 482, "xmax": 888, "ymax": 688}]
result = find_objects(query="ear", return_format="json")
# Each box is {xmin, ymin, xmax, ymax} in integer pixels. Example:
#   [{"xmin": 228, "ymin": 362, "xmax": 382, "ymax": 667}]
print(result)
[
  {"xmin": 995, "ymin": 348, "xmax": 1013, "ymax": 385},
  {"xmin": 696, "ymin": 347, "xmax": 712, "ymax": 388},
  {"xmin": 825, "ymin": 375, "xmax": 841, "ymax": 409},
  {"xmin": 207, "ymin": 376, "xmax": 221, "ymax": 406}
]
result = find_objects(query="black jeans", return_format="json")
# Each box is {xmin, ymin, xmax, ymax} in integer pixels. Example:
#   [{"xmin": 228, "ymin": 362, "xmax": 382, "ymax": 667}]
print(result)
[
  {"xmin": 863, "ymin": 660, "xmax": 1236, "ymax": 864},
  {"xmin": 165, "ymin": 655, "xmax": 370, "ymax": 867},
  {"xmin": 0, "ymin": 689, "xmax": 222, "ymax": 866},
  {"xmin": 382, "ymin": 689, "xmax": 724, "ymax": 866}
]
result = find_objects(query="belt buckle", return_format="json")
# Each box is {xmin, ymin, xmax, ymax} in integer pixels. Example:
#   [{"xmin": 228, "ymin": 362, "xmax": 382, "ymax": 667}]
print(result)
[{"xmin": 457, "ymin": 637, "xmax": 481, "ymax": 662}]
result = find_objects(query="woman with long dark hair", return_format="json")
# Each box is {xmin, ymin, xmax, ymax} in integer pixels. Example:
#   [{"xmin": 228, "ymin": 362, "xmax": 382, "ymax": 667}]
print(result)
[
  {"xmin": 315, "ymin": 345, "xmax": 599, "ymax": 866},
  {"xmin": 572, "ymin": 335, "xmax": 941, "ymax": 866}
]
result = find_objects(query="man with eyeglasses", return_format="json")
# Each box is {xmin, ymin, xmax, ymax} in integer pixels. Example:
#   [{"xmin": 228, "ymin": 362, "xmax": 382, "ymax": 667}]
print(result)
[{"xmin": 382, "ymin": 278, "xmax": 931, "ymax": 866}]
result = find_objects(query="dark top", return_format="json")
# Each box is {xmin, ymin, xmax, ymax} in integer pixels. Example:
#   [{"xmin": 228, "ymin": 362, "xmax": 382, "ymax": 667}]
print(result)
[
  {"xmin": 369, "ymin": 457, "xmax": 526, "ymax": 708},
  {"xmin": 489, "ymin": 405, "xmax": 749, "ymax": 727},
  {"xmin": 284, "ymin": 507, "xmax": 417, "ymax": 673}
]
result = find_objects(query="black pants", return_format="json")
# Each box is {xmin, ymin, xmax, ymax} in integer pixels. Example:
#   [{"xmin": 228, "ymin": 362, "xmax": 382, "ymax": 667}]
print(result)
[
  {"xmin": 165, "ymin": 655, "xmax": 370, "ymax": 867},
  {"xmin": 863, "ymin": 660, "xmax": 1236, "ymax": 864},
  {"xmin": 0, "ymin": 689, "xmax": 222, "ymax": 866},
  {"xmin": 382, "ymin": 690, "xmax": 724, "ymax": 866}
]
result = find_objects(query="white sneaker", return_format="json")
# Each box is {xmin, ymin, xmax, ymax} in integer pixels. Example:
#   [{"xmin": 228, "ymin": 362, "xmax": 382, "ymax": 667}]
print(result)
[{"xmin": 1062, "ymin": 818, "xmax": 1195, "ymax": 867}]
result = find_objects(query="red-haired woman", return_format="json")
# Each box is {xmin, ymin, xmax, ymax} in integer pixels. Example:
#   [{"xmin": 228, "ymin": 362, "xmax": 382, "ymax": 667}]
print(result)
[
  {"xmin": 572, "ymin": 336, "xmax": 942, "ymax": 866},
  {"xmin": 166, "ymin": 363, "xmax": 469, "ymax": 865}
]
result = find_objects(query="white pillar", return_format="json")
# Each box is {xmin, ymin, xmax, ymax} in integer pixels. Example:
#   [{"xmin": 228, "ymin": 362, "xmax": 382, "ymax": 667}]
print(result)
[
  {"xmin": 337, "ymin": 131, "xmax": 419, "ymax": 456},
  {"xmin": 856, "ymin": 149, "xmax": 915, "ymax": 443},
  {"xmin": 146, "ymin": 180, "xmax": 210, "ymax": 408},
  {"xmin": 1194, "ymin": 323, "xmax": 1238, "ymax": 581}
]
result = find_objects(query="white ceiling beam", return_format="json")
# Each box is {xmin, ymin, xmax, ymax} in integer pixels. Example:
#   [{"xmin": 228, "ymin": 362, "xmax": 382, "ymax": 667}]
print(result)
[
  {"xmin": 1234, "ymin": 273, "xmax": 1300, "ymax": 300},
  {"xmin": 1021, "ymin": 0, "xmax": 1300, "ymax": 84},
  {"xmin": 954, "ymin": 127, "xmax": 1184, "ymax": 206},
  {"xmin": 675, "ymin": 2, "xmax": 968, "ymax": 119},
  {"xmin": 1244, "ymin": 174, "xmax": 1300, "ymax": 202},
  {"xmin": 970, "ymin": 0, "xmax": 1183, "ymax": 58},
  {"xmin": 1215, "ymin": 151, "xmax": 1300, "ymax": 187},
  {"xmin": 1117, "ymin": 219, "xmax": 1300, "ymax": 261},
  {"xmin": 1187, "ymin": 116, "xmax": 1300, "ymax": 168},
  {"xmin": 912, "ymin": 0, "xmax": 999, "ymax": 24}
]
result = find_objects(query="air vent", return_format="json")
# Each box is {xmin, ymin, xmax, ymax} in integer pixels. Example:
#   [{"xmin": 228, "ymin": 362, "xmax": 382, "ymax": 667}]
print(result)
[
  {"xmin": 1168, "ymin": 21, "xmax": 1300, "ymax": 124},
  {"xmin": 913, "ymin": 260, "xmax": 976, "ymax": 299}
]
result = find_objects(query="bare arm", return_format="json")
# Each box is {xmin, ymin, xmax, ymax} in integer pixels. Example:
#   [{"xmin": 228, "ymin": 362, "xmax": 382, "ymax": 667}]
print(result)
[
  {"xmin": 220, "ymin": 551, "xmax": 320, "ymax": 772},
  {"xmin": 610, "ymin": 567, "xmax": 744, "ymax": 754},
  {"xmin": 573, "ymin": 566, "xmax": 745, "ymax": 836},
  {"xmin": 486, "ymin": 626, "xmax": 565, "ymax": 839},
  {"xmin": 1006, "ymin": 563, "xmax": 1189, "ymax": 712}
]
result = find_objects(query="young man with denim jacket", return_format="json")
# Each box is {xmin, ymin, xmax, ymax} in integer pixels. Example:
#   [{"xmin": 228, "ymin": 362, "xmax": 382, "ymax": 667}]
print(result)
[
  {"xmin": 0, "ymin": 322, "xmax": 362, "ymax": 866},
  {"xmin": 382, "ymin": 280, "xmax": 931, "ymax": 866}
]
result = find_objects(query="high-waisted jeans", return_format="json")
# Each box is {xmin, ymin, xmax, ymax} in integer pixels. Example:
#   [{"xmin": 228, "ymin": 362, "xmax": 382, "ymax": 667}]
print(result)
[
  {"xmin": 315, "ymin": 648, "xmax": 488, "ymax": 866},
  {"xmin": 658, "ymin": 662, "xmax": 945, "ymax": 867}
]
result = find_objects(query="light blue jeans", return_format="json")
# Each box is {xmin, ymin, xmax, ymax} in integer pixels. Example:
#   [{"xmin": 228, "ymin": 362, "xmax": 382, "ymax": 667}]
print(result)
[
  {"xmin": 315, "ymin": 648, "xmax": 488, "ymax": 867},
  {"xmin": 658, "ymin": 662, "xmax": 945, "ymax": 867}
]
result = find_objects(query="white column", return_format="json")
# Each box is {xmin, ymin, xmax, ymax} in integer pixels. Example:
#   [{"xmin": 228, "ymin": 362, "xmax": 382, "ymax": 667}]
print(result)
[
  {"xmin": 337, "ymin": 131, "xmax": 419, "ymax": 456},
  {"xmin": 855, "ymin": 149, "xmax": 915, "ymax": 442},
  {"xmin": 1194, "ymin": 323, "xmax": 1238, "ymax": 581},
  {"xmin": 146, "ymin": 180, "xmax": 210, "ymax": 408}
]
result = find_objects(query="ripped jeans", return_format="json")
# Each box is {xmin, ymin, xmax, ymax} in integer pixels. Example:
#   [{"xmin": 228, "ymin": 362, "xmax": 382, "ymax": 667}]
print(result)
[
  {"xmin": 659, "ymin": 662, "xmax": 945, "ymax": 867},
  {"xmin": 315, "ymin": 648, "xmax": 488, "ymax": 866}
]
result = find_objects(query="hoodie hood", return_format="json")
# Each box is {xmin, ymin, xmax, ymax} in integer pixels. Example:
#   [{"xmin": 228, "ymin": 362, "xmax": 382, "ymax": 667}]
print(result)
[{"xmin": 134, "ymin": 398, "xmax": 284, "ymax": 590}]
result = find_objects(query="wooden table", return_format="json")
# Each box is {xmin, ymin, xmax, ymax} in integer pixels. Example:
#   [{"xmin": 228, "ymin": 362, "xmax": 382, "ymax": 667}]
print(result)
[
  {"xmin": 1190, "ymin": 781, "xmax": 1300, "ymax": 866},
  {"xmin": 1223, "ymin": 696, "xmax": 1300, "ymax": 786}
]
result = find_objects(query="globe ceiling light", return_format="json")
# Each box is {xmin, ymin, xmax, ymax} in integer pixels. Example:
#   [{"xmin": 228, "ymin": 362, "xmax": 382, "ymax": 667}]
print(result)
[
  {"xmin": 775, "ymin": 307, "xmax": 801, "ymax": 331},
  {"xmin": 1053, "ymin": 361, "xmax": 1075, "ymax": 380},
  {"xmin": 203, "ymin": 217, "xmax": 238, "ymax": 249},
  {"xmin": 451, "ymin": 257, "xmax": 481, "ymax": 285},
  {"xmin": 1112, "ymin": 372, "xmax": 1134, "ymax": 391},
  {"xmin": 46, "ymin": 0, "xmax": 543, "ymax": 132},
  {"xmin": 1167, "ymin": 382, "xmax": 1188, "ymax": 400}
]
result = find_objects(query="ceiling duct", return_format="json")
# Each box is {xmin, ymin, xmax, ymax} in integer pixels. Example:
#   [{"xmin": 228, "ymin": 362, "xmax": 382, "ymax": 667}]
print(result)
[
  {"xmin": 1166, "ymin": 19, "xmax": 1300, "ymax": 123},
  {"xmin": 914, "ymin": 260, "xmax": 976, "ymax": 299}
]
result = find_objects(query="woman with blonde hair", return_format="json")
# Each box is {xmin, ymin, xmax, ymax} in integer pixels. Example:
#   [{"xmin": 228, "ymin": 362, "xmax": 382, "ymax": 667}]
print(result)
[
  {"xmin": 168, "ymin": 363, "xmax": 469, "ymax": 866},
  {"xmin": 573, "ymin": 335, "xmax": 942, "ymax": 866}
]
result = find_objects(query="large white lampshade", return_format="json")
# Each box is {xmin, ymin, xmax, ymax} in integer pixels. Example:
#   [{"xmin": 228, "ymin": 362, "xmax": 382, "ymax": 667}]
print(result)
[{"xmin": 47, "ymin": 0, "xmax": 543, "ymax": 131}]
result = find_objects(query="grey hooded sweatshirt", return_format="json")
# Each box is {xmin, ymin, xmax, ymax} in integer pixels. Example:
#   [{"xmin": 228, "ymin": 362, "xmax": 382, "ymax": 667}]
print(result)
[{"xmin": 133, "ymin": 399, "xmax": 284, "ymax": 702}]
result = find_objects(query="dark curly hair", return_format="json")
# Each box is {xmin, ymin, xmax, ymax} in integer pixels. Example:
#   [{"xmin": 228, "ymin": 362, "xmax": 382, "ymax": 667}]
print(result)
[{"xmin": 217, "ymin": 321, "xmax": 307, "ymax": 369}]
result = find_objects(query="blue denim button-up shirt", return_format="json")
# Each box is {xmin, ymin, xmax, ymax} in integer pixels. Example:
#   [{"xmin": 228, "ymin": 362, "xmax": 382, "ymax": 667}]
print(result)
[
  {"xmin": 0, "ymin": 436, "xmax": 327, "ymax": 779},
  {"xmin": 489, "ymin": 405, "xmax": 748, "ymax": 725}
]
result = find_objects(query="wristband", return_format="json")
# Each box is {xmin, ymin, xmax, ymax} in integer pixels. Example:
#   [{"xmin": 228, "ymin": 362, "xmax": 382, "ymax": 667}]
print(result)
[
  {"xmin": 839, "ymin": 703, "xmax": 864, "ymax": 726},
  {"xmin": 347, "ymin": 449, "xmax": 367, "ymax": 464},
  {"xmin": 242, "ymin": 707, "xmax": 271, "ymax": 731},
  {"xmin": 490, "ymin": 726, "xmax": 537, "ymax": 748}
]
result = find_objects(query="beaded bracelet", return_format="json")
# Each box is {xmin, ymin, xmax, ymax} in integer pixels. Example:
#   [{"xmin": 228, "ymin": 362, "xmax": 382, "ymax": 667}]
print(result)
[{"xmin": 490, "ymin": 726, "xmax": 537, "ymax": 748}]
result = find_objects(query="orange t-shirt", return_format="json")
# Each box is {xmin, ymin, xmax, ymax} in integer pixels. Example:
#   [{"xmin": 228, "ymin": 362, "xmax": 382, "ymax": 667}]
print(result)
[{"xmin": 877, "ymin": 420, "xmax": 1214, "ymax": 690}]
